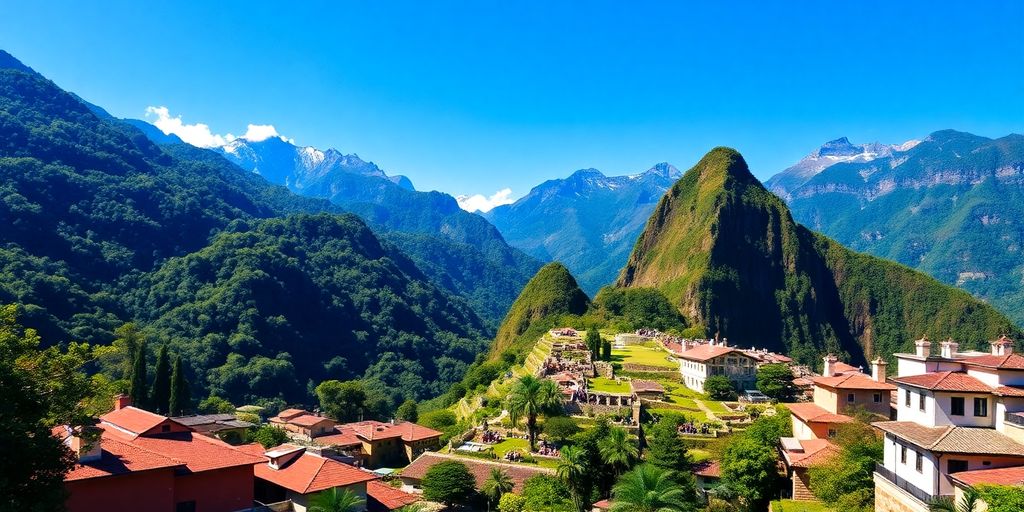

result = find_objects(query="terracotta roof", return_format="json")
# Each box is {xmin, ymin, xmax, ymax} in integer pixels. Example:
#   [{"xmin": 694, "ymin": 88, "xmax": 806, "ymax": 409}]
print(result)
[
  {"xmin": 994, "ymin": 386, "xmax": 1024, "ymax": 397},
  {"xmin": 368, "ymin": 480, "xmax": 420, "ymax": 510},
  {"xmin": 665, "ymin": 342, "xmax": 684, "ymax": 355},
  {"xmin": 329, "ymin": 420, "xmax": 442, "ymax": 443},
  {"xmin": 832, "ymin": 362, "xmax": 862, "ymax": 374},
  {"xmin": 677, "ymin": 345, "xmax": 744, "ymax": 362},
  {"xmin": 873, "ymin": 422, "xmax": 1024, "ymax": 456},
  {"xmin": 812, "ymin": 373, "xmax": 895, "ymax": 391},
  {"xmin": 592, "ymin": 499, "xmax": 612, "ymax": 510},
  {"xmin": 276, "ymin": 408, "xmax": 309, "ymax": 420},
  {"xmin": 894, "ymin": 371, "xmax": 993, "ymax": 393},
  {"xmin": 780, "ymin": 438, "xmax": 841, "ymax": 468},
  {"xmin": 289, "ymin": 414, "xmax": 336, "ymax": 428},
  {"xmin": 630, "ymin": 379, "xmax": 666, "ymax": 393},
  {"xmin": 962, "ymin": 353, "xmax": 1024, "ymax": 370},
  {"xmin": 107, "ymin": 427, "xmax": 265, "ymax": 473},
  {"xmin": 401, "ymin": 452, "xmax": 553, "ymax": 493},
  {"xmin": 100, "ymin": 407, "xmax": 177, "ymax": 437},
  {"xmin": 312, "ymin": 429, "xmax": 363, "ymax": 448},
  {"xmin": 252, "ymin": 450, "xmax": 375, "ymax": 494},
  {"xmin": 387, "ymin": 421, "xmax": 443, "ymax": 442},
  {"xmin": 692, "ymin": 460, "xmax": 721, "ymax": 478},
  {"xmin": 64, "ymin": 435, "xmax": 182, "ymax": 481},
  {"xmin": 950, "ymin": 465, "xmax": 1024, "ymax": 487},
  {"xmin": 786, "ymin": 403, "xmax": 853, "ymax": 424}
]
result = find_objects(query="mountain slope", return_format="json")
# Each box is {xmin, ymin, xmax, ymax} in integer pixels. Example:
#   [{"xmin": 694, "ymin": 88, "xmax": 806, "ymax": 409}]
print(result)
[
  {"xmin": 771, "ymin": 131, "xmax": 1024, "ymax": 325},
  {"xmin": 766, "ymin": 137, "xmax": 919, "ymax": 199},
  {"xmin": 485, "ymin": 163, "xmax": 681, "ymax": 295},
  {"xmin": 0, "ymin": 50, "xmax": 488, "ymax": 405},
  {"xmin": 216, "ymin": 137, "xmax": 542, "ymax": 327},
  {"xmin": 618, "ymin": 147, "xmax": 1020, "ymax": 365},
  {"xmin": 490, "ymin": 263, "xmax": 590, "ymax": 359}
]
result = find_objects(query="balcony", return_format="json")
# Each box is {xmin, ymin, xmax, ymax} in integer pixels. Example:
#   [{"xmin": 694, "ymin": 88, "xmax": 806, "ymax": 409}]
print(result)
[{"xmin": 874, "ymin": 463, "xmax": 939, "ymax": 505}]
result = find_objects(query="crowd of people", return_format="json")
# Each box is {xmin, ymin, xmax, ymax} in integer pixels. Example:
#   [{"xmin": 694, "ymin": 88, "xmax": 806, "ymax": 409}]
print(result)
[
  {"xmin": 481, "ymin": 429, "xmax": 504, "ymax": 444},
  {"xmin": 534, "ymin": 440, "xmax": 560, "ymax": 458},
  {"xmin": 504, "ymin": 450, "xmax": 524, "ymax": 462},
  {"xmin": 677, "ymin": 421, "xmax": 713, "ymax": 435}
]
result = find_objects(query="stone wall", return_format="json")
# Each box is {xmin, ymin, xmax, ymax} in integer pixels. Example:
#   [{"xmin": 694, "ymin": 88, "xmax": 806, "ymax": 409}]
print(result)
[{"xmin": 873, "ymin": 473, "xmax": 930, "ymax": 512}]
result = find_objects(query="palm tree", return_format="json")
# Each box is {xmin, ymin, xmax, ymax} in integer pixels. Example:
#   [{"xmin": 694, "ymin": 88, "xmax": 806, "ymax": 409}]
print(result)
[
  {"xmin": 482, "ymin": 467, "xmax": 514, "ymax": 511},
  {"xmin": 930, "ymin": 486, "xmax": 982, "ymax": 512},
  {"xmin": 598, "ymin": 426, "xmax": 638, "ymax": 476},
  {"xmin": 506, "ymin": 375, "xmax": 562, "ymax": 450},
  {"xmin": 557, "ymin": 445, "xmax": 588, "ymax": 511},
  {"xmin": 308, "ymin": 487, "xmax": 365, "ymax": 512},
  {"xmin": 395, "ymin": 505, "xmax": 427, "ymax": 512},
  {"xmin": 609, "ymin": 464, "xmax": 689, "ymax": 512}
]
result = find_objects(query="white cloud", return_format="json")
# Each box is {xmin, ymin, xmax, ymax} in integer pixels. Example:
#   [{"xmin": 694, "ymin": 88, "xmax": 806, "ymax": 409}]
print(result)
[
  {"xmin": 456, "ymin": 188, "xmax": 515, "ymax": 212},
  {"xmin": 144, "ymin": 106, "xmax": 287, "ymax": 147}
]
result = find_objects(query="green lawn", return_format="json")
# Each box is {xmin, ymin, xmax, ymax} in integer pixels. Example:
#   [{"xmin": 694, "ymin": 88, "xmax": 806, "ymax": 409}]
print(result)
[
  {"xmin": 650, "ymin": 407, "xmax": 708, "ymax": 423},
  {"xmin": 702, "ymin": 400, "xmax": 731, "ymax": 414},
  {"xmin": 688, "ymin": 448, "xmax": 712, "ymax": 463},
  {"xmin": 610, "ymin": 345, "xmax": 678, "ymax": 368},
  {"xmin": 491, "ymin": 438, "xmax": 528, "ymax": 459},
  {"xmin": 589, "ymin": 377, "xmax": 631, "ymax": 393},
  {"xmin": 770, "ymin": 500, "xmax": 832, "ymax": 512}
]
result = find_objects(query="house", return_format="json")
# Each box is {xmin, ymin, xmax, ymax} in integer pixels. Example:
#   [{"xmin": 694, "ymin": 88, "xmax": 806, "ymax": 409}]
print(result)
[
  {"xmin": 269, "ymin": 409, "xmax": 337, "ymax": 439},
  {"xmin": 787, "ymin": 356, "xmax": 896, "ymax": 441},
  {"xmin": 312, "ymin": 420, "xmax": 443, "ymax": 468},
  {"xmin": 61, "ymin": 396, "xmax": 263, "ymax": 512},
  {"xmin": 399, "ymin": 452, "xmax": 554, "ymax": 493},
  {"xmin": 629, "ymin": 379, "xmax": 666, "ymax": 401},
  {"xmin": 172, "ymin": 413, "xmax": 255, "ymax": 442},
  {"xmin": 949, "ymin": 465, "xmax": 1024, "ymax": 510},
  {"xmin": 692, "ymin": 460, "xmax": 721, "ymax": 491},
  {"xmin": 591, "ymin": 499, "xmax": 612, "ymax": 511},
  {"xmin": 873, "ymin": 336, "xmax": 1024, "ymax": 512},
  {"xmin": 778, "ymin": 438, "xmax": 841, "ymax": 501},
  {"xmin": 240, "ymin": 443, "xmax": 377, "ymax": 512},
  {"xmin": 366, "ymin": 480, "xmax": 420, "ymax": 511},
  {"xmin": 677, "ymin": 341, "xmax": 759, "ymax": 392}
]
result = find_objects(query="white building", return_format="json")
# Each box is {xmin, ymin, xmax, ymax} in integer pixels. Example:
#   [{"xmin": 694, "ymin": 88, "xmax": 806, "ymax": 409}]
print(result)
[
  {"xmin": 677, "ymin": 341, "xmax": 758, "ymax": 393},
  {"xmin": 873, "ymin": 336, "xmax": 1024, "ymax": 512}
]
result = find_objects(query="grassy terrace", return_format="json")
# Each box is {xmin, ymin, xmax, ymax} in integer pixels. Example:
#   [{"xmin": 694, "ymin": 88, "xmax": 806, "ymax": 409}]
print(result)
[
  {"xmin": 610, "ymin": 344, "xmax": 678, "ymax": 368},
  {"xmin": 769, "ymin": 500, "xmax": 832, "ymax": 512},
  {"xmin": 588, "ymin": 377, "xmax": 631, "ymax": 394}
]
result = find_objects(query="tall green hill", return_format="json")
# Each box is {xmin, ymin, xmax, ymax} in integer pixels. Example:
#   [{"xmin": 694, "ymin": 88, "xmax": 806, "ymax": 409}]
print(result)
[
  {"xmin": 490, "ymin": 263, "xmax": 590, "ymax": 359},
  {"xmin": 618, "ymin": 147, "xmax": 1021, "ymax": 365}
]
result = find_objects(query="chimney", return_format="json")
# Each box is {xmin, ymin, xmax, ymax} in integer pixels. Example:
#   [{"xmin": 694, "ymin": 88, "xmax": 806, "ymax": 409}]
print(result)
[
  {"xmin": 940, "ymin": 339, "xmax": 959, "ymax": 359},
  {"xmin": 914, "ymin": 336, "xmax": 932, "ymax": 358},
  {"xmin": 68, "ymin": 426, "xmax": 103, "ymax": 463},
  {"xmin": 871, "ymin": 357, "xmax": 888, "ymax": 382},
  {"xmin": 822, "ymin": 354, "xmax": 838, "ymax": 378},
  {"xmin": 113, "ymin": 394, "xmax": 131, "ymax": 410},
  {"xmin": 991, "ymin": 335, "xmax": 1015, "ymax": 356}
]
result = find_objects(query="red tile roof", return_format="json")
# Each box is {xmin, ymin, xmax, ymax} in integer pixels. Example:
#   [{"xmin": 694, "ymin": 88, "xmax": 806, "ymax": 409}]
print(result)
[
  {"xmin": 249, "ymin": 448, "xmax": 376, "ymax": 494},
  {"xmin": 692, "ymin": 460, "xmax": 721, "ymax": 478},
  {"xmin": 962, "ymin": 352, "xmax": 1024, "ymax": 370},
  {"xmin": 64, "ymin": 435, "xmax": 182, "ymax": 481},
  {"xmin": 677, "ymin": 345, "xmax": 744, "ymax": 362},
  {"xmin": 100, "ymin": 406, "xmax": 177, "ymax": 437},
  {"xmin": 313, "ymin": 429, "xmax": 363, "ymax": 448},
  {"xmin": 276, "ymin": 408, "xmax": 309, "ymax": 420},
  {"xmin": 786, "ymin": 403, "xmax": 853, "ymax": 424},
  {"xmin": 367, "ymin": 480, "xmax": 419, "ymax": 510},
  {"xmin": 592, "ymin": 499, "xmax": 612, "ymax": 510},
  {"xmin": 328, "ymin": 420, "xmax": 443, "ymax": 443},
  {"xmin": 813, "ymin": 373, "xmax": 895, "ymax": 391},
  {"xmin": 400, "ymin": 452, "xmax": 554, "ymax": 493},
  {"xmin": 873, "ymin": 422, "xmax": 1024, "ymax": 456},
  {"xmin": 994, "ymin": 386, "xmax": 1024, "ymax": 397},
  {"xmin": 780, "ymin": 438, "xmax": 841, "ymax": 468},
  {"xmin": 894, "ymin": 371, "xmax": 993, "ymax": 393},
  {"xmin": 108, "ymin": 428, "xmax": 265, "ymax": 473},
  {"xmin": 832, "ymin": 362, "xmax": 861, "ymax": 374},
  {"xmin": 950, "ymin": 465, "xmax": 1024, "ymax": 487},
  {"xmin": 289, "ymin": 414, "xmax": 336, "ymax": 428},
  {"xmin": 386, "ymin": 421, "xmax": 443, "ymax": 442}
]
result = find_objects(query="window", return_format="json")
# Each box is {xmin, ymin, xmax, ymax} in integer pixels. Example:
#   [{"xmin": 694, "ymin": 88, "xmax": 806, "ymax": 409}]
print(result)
[
  {"xmin": 827, "ymin": 429, "xmax": 837, "ymax": 438},
  {"xmin": 176, "ymin": 501, "xmax": 197, "ymax": 512},
  {"xmin": 974, "ymin": 397, "xmax": 988, "ymax": 417},
  {"xmin": 951, "ymin": 397, "xmax": 965, "ymax": 416},
  {"xmin": 900, "ymin": 445, "xmax": 907, "ymax": 464},
  {"xmin": 915, "ymin": 451, "xmax": 923, "ymax": 472},
  {"xmin": 905, "ymin": 389, "xmax": 911, "ymax": 407},
  {"xmin": 873, "ymin": 392, "xmax": 882, "ymax": 403},
  {"xmin": 948, "ymin": 460, "xmax": 968, "ymax": 474},
  {"xmin": 919, "ymin": 392, "xmax": 926, "ymax": 411},
  {"xmin": 847, "ymin": 393, "xmax": 855, "ymax": 403}
]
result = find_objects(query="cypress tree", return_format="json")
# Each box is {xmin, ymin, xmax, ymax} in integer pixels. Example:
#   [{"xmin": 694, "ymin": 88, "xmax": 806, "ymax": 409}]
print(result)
[
  {"xmin": 149, "ymin": 345, "xmax": 171, "ymax": 414},
  {"xmin": 128, "ymin": 339, "xmax": 148, "ymax": 409},
  {"xmin": 585, "ymin": 329, "xmax": 602, "ymax": 356},
  {"xmin": 169, "ymin": 355, "xmax": 191, "ymax": 416},
  {"xmin": 601, "ymin": 340, "xmax": 612, "ymax": 361}
]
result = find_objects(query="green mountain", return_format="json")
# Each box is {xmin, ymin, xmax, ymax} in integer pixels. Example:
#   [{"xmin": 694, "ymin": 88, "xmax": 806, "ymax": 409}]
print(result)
[
  {"xmin": 618, "ymin": 147, "xmax": 1021, "ymax": 365},
  {"xmin": 767, "ymin": 130, "xmax": 1024, "ymax": 326},
  {"xmin": 0, "ymin": 50, "xmax": 487, "ymax": 405},
  {"xmin": 490, "ymin": 263, "xmax": 590, "ymax": 359}
]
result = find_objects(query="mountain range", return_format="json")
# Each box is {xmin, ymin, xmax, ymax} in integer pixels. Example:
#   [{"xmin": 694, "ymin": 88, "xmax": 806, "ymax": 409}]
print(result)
[
  {"xmin": 766, "ymin": 130, "xmax": 1024, "ymax": 325},
  {"xmin": 485, "ymin": 163, "xmax": 681, "ymax": 295}
]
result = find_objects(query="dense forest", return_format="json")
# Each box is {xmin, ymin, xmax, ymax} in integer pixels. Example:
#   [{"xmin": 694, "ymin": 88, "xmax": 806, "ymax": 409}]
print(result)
[{"xmin": 0, "ymin": 53, "xmax": 489, "ymax": 408}]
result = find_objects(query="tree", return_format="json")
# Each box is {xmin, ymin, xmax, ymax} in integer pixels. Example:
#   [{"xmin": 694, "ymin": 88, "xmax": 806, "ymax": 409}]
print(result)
[
  {"xmin": 610, "ymin": 464, "xmax": 691, "ymax": 512},
  {"xmin": 396, "ymin": 399, "xmax": 419, "ymax": 423},
  {"xmin": 557, "ymin": 445, "xmax": 589, "ymax": 511},
  {"xmin": 498, "ymin": 493, "xmax": 526, "ymax": 512},
  {"xmin": 976, "ymin": 485, "xmax": 1024, "ymax": 512},
  {"xmin": 482, "ymin": 468, "xmax": 514, "ymax": 511},
  {"xmin": 755, "ymin": 364, "xmax": 794, "ymax": 402},
  {"xmin": 601, "ymin": 340, "xmax": 612, "ymax": 361},
  {"xmin": 719, "ymin": 414, "xmax": 788, "ymax": 509},
  {"xmin": 521, "ymin": 474, "xmax": 576, "ymax": 512},
  {"xmin": 308, "ymin": 487, "xmax": 366, "ymax": 512},
  {"xmin": 645, "ymin": 415, "xmax": 698, "ymax": 505},
  {"xmin": 544, "ymin": 416, "xmax": 581, "ymax": 443},
  {"xmin": 0, "ymin": 304, "xmax": 94, "ymax": 512},
  {"xmin": 316, "ymin": 380, "xmax": 367, "ymax": 422},
  {"xmin": 199, "ymin": 395, "xmax": 237, "ymax": 414},
  {"xmin": 929, "ymin": 486, "xmax": 982, "ymax": 512},
  {"xmin": 169, "ymin": 354, "xmax": 191, "ymax": 416},
  {"xmin": 703, "ymin": 375, "xmax": 736, "ymax": 401},
  {"xmin": 598, "ymin": 426, "xmax": 638, "ymax": 476},
  {"xmin": 507, "ymin": 375, "xmax": 563, "ymax": 451},
  {"xmin": 251, "ymin": 425, "xmax": 290, "ymax": 448},
  {"xmin": 129, "ymin": 338, "xmax": 149, "ymax": 409},
  {"xmin": 150, "ymin": 344, "xmax": 171, "ymax": 414},
  {"xmin": 586, "ymin": 330, "xmax": 602, "ymax": 356},
  {"xmin": 808, "ymin": 414, "xmax": 881, "ymax": 511},
  {"xmin": 421, "ymin": 460, "xmax": 476, "ymax": 506}
]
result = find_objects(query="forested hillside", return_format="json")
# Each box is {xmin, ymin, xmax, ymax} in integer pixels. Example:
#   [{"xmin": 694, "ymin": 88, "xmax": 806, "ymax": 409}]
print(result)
[{"xmin": 0, "ymin": 51, "xmax": 488, "ymax": 406}]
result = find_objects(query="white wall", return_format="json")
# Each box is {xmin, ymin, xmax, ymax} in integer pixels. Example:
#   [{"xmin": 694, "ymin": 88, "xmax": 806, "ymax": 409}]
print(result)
[
  {"xmin": 897, "ymin": 387, "xmax": 936, "ymax": 426},
  {"xmin": 883, "ymin": 433, "xmax": 939, "ymax": 495},
  {"xmin": 930, "ymin": 392, "xmax": 994, "ymax": 428}
]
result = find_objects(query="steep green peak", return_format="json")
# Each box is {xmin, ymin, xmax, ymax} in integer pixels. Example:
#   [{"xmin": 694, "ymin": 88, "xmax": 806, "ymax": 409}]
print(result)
[
  {"xmin": 489, "ymin": 262, "xmax": 590, "ymax": 358},
  {"xmin": 0, "ymin": 49, "xmax": 39, "ymax": 76},
  {"xmin": 686, "ymin": 146, "xmax": 756, "ymax": 188}
]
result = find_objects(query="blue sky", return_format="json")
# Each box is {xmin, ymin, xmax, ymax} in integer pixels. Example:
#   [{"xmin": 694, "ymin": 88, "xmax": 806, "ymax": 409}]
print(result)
[{"xmin": 2, "ymin": 1, "xmax": 1022, "ymax": 209}]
